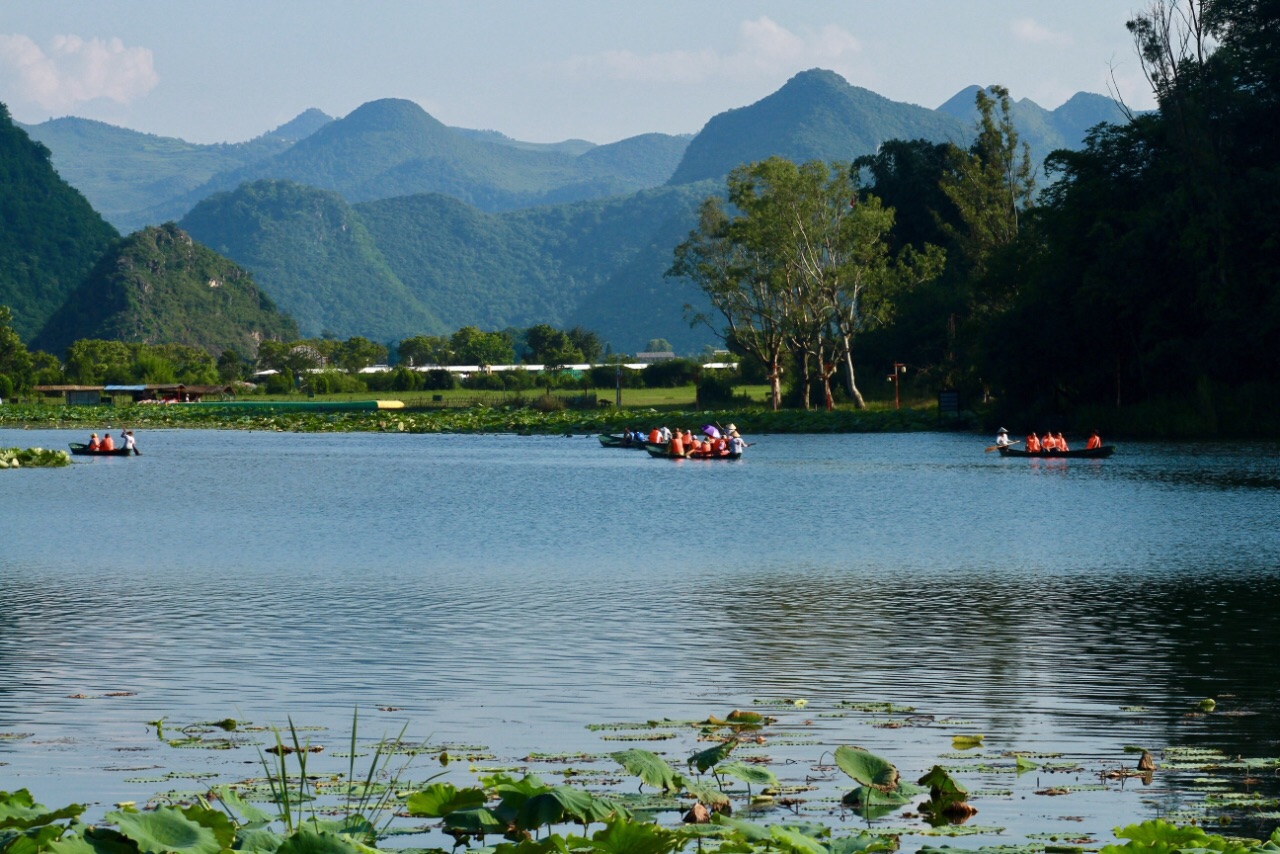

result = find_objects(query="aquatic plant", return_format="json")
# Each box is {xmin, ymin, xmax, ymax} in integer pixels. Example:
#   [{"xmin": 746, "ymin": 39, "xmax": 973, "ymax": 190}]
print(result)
[{"xmin": 0, "ymin": 447, "xmax": 70, "ymax": 468}]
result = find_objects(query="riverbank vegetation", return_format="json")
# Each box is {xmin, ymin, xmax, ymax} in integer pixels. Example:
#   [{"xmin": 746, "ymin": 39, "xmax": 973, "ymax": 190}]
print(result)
[{"xmin": 0, "ymin": 446, "xmax": 70, "ymax": 468}]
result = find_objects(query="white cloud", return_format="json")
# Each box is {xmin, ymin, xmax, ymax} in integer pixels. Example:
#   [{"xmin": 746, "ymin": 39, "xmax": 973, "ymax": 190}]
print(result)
[
  {"xmin": 0, "ymin": 33, "xmax": 157, "ymax": 111},
  {"xmin": 556, "ymin": 17, "xmax": 861, "ymax": 84},
  {"xmin": 1010, "ymin": 18, "xmax": 1072, "ymax": 47}
]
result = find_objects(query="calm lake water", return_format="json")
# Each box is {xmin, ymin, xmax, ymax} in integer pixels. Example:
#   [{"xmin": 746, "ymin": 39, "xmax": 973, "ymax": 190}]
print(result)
[{"xmin": 2, "ymin": 428, "xmax": 1279, "ymax": 847}]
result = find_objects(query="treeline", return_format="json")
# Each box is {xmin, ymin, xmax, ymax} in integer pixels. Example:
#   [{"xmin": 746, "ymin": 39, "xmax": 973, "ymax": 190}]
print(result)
[
  {"xmin": 0, "ymin": 311, "xmax": 739, "ymax": 402},
  {"xmin": 673, "ymin": 0, "xmax": 1280, "ymax": 433}
]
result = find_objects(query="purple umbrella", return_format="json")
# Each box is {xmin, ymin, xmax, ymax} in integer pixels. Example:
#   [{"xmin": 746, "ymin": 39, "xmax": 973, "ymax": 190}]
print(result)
[{"xmin": 702, "ymin": 425, "xmax": 721, "ymax": 439}]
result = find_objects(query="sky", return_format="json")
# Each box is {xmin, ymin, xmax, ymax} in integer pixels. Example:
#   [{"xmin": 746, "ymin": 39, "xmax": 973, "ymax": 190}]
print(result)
[{"xmin": 0, "ymin": 2, "xmax": 1157, "ymax": 145}]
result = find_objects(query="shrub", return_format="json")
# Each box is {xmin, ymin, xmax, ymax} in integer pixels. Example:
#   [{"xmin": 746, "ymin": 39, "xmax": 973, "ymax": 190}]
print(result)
[
  {"xmin": 422, "ymin": 369, "xmax": 456, "ymax": 391},
  {"xmin": 498, "ymin": 369, "xmax": 536, "ymax": 391},
  {"xmin": 265, "ymin": 368, "xmax": 295, "ymax": 395},
  {"xmin": 462, "ymin": 372, "xmax": 504, "ymax": 391},
  {"xmin": 643, "ymin": 358, "xmax": 698, "ymax": 388},
  {"xmin": 532, "ymin": 394, "xmax": 567, "ymax": 412},
  {"xmin": 697, "ymin": 370, "xmax": 737, "ymax": 406}
]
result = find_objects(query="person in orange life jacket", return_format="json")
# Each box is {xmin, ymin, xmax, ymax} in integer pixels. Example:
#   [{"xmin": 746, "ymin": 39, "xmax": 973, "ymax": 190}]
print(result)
[
  {"xmin": 1086, "ymin": 430, "xmax": 1102, "ymax": 450},
  {"xmin": 1055, "ymin": 432, "xmax": 1069, "ymax": 452},
  {"xmin": 100, "ymin": 432, "xmax": 115, "ymax": 451},
  {"xmin": 88, "ymin": 433, "xmax": 100, "ymax": 451},
  {"xmin": 1026, "ymin": 433, "xmax": 1042, "ymax": 453}
]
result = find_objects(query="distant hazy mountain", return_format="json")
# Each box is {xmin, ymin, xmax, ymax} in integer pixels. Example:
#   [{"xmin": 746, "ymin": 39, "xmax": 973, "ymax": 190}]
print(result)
[
  {"xmin": 179, "ymin": 180, "xmax": 444, "ymax": 341},
  {"xmin": 33, "ymin": 223, "xmax": 298, "ymax": 356},
  {"xmin": 936, "ymin": 85, "xmax": 1128, "ymax": 170},
  {"xmin": 0, "ymin": 103, "xmax": 119, "ymax": 341},
  {"xmin": 155, "ymin": 99, "xmax": 691, "ymax": 226},
  {"xmin": 669, "ymin": 69, "xmax": 967, "ymax": 185},
  {"xmin": 20, "ymin": 109, "xmax": 333, "ymax": 231}
]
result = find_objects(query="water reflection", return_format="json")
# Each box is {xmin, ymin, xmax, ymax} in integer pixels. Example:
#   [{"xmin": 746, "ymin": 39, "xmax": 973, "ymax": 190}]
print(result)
[{"xmin": 1, "ymin": 430, "xmax": 1279, "ymax": 838}]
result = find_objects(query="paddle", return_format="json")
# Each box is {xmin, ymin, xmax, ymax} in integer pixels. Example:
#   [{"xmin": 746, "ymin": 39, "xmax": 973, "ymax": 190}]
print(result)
[{"xmin": 984, "ymin": 439, "xmax": 1022, "ymax": 453}]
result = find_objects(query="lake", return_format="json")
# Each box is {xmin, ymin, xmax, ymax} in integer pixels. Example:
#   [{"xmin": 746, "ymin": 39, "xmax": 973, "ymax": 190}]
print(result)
[{"xmin": 2, "ymin": 428, "xmax": 1279, "ymax": 848}]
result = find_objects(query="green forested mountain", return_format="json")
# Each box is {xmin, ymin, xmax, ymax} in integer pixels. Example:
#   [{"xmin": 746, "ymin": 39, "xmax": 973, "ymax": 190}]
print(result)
[
  {"xmin": 179, "ymin": 180, "xmax": 444, "ymax": 341},
  {"xmin": 0, "ymin": 103, "xmax": 119, "ymax": 341},
  {"xmin": 177, "ymin": 177, "xmax": 716, "ymax": 352},
  {"xmin": 32, "ymin": 223, "xmax": 298, "ymax": 357},
  {"xmin": 20, "ymin": 109, "xmax": 333, "ymax": 231},
  {"xmin": 668, "ymin": 69, "xmax": 967, "ymax": 186},
  {"xmin": 935, "ymin": 85, "xmax": 1129, "ymax": 171}
]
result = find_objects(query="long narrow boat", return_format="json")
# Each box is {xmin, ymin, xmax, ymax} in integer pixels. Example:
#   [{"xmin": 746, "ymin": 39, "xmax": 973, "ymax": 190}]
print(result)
[
  {"xmin": 998, "ymin": 445, "xmax": 1115, "ymax": 459},
  {"xmin": 68, "ymin": 442, "xmax": 135, "ymax": 457},
  {"xmin": 645, "ymin": 443, "xmax": 741, "ymax": 460},
  {"xmin": 598, "ymin": 434, "xmax": 648, "ymax": 449}
]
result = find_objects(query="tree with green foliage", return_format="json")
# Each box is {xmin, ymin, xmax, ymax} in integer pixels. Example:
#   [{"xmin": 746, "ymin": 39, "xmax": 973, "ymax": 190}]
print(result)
[
  {"xmin": 524, "ymin": 324, "xmax": 583, "ymax": 366},
  {"xmin": 0, "ymin": 306, "xmax": 34, "ymax": 392},
  {"xmin": 333, "ymin": 336, "xmax": 388, "ymax": 373},
  {"xmin": 672, "ymin": 157, "xmax": 941, "ymax": 410},
  {"xmin": 449, "ymin": 326, "xmax": 515, "ymax": 365},
  {"xmin": 398, "ymin": 334, "xmax": 452, "ymax": 367}
]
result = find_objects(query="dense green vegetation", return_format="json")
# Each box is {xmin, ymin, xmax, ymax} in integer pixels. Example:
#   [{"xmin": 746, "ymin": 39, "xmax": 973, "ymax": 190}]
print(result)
[
  {"xmin": 0, "ymin": 104, "xmax": 120, "ymax": 341},
  {"xmin": 31, "ymin": 224, "xmax": 298, "ymax": 357},
  {"xmin": 842, "ymin": 0, "xmax": 1280, "ymax": 435},
  {"xmin": 0, "ymin": 446, "xmax": 70, "ymax": 468},
  {"xmin": 180, "ymin": 181, "xmax": 445, "ymax": 340}
]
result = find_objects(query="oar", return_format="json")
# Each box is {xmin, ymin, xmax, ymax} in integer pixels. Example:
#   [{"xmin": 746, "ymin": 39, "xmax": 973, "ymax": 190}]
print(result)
[{"xmin": 984, "ymin": 439, "xmax": 1022, "ymax": 453}]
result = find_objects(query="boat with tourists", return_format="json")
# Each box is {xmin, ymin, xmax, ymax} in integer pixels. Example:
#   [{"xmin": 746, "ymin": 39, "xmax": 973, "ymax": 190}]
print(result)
[
  {"xmin": 644, "ymin": 442, "xmax": 742, "ymax": 460},
  {"xmin": 68, "ymin": 442, "xmax": 136, "ymax": 457},
  {"xmin": 597, "ymin": 434, "xmax": 648, "ymax": 449},
  {"xmin": 997, "ymin": 445, "xmax": 1115, "ymax": 459}
]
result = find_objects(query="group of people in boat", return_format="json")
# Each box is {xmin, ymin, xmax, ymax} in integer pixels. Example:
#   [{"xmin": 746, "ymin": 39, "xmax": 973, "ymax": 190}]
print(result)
[
  {"xmin": 86, "ymin": 429, "xmax": 139, "ymax": 454},
  {"xmin": 619, "ymin": 424, "xmax": 747, "ymax": 457},
  {"xmin": 995, "ymin": 427, "xmax": 1102, "ymax": 452}
]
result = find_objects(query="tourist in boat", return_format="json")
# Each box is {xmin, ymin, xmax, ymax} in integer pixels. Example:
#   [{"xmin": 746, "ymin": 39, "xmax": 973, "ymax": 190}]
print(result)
[
  {"xmin": 99, "ymin": 432, "xmax": 115, "ymax": 451},
  {"xmin": 1042, "ymin": 432, "xmax": 1058, "ymax": 452},
  {"xmin": 123, "ymin": 430, "xmax": 138, "ymax": 454},
  {"xmin": 1055, "ymin": 432, "xmax": 1069, "ymax": 452},
  {"xmin": 1086, "ymin": 430, "xmax": 1102, "ymax": 450},
  {"xmin": 668, "ymin": 431, "xmax": 685, "ymax": 456},
  {"xmin": 659, "ymin": 426, "xmax": 672, "ymax": 442},
  {"xmin": 88, "ymin": 433, "xmax": 100, "ymax": 451},
  {"xmin": 729, "ymin": 433, "xmax": 747, "ymax": 455},
  {"xmin": 995, "ymin": 428, "xmax": 1011, "ymax": 448},
  {"xmin": 648, "ymin": 427, "xmax": 661, "ymax": 444},
  {"xmin": 1026, "ymin": 432, "xmax": 1041, "ymax": 453}
]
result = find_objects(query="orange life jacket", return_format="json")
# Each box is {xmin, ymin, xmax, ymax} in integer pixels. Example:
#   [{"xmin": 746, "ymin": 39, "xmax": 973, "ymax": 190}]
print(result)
[
  {"xmin": 1042, "ymin": 434, "xmax": 1057, "ymax": 451},
  {"xmin": 648, "ymin": 429, "xmax": 660, "ymax": 444},
  {"xmin": 1026, "ymin": 435, "xmax": 1041, "ymax": 452},
  {"xmin": 100, "ymin": 435, "xmax": 115, "ymax": 451},
  {"xmin": 88, "ymin": 438, "xmax": 100, "ymax": 451},
  {"xmin": 1086, "ymin": 435, "xmax": 1101, "ymax": 450},
  {"xmin": 669, "ymin": 436, "xmax": 684, "ymax": 456},
  {"xmin": 1057, "ymin": 436, "xmax": 1070, "ymax": 452}
]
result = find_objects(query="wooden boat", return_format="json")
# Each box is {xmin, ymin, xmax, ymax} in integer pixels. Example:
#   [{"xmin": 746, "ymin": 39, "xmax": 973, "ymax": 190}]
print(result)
[
  {"xmin": 998, "ymin": 445, "xmax": 1115, "ymax": 459},
  {"xmin": 645, "ymin": 443, "xmax": 741, "ymax": 460},
  {"xmin": 68, "ymin": 442, "xmax": 136, "ymax": 457},
  {"xmin": 598, "ymin": 434, "xmax": 648, "ymax": 449}
]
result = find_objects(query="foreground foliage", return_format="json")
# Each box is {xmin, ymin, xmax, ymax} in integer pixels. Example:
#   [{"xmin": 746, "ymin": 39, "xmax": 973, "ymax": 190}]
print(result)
[{"xmin": 0, "ymin": 446, "xmax": 70, "ymax": 468}]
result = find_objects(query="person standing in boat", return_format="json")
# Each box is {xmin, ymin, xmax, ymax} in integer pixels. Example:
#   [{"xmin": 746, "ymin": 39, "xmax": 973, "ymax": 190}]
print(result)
[
  {"xmin": 123, "ymin": 430, "xmax": 138, "ymax": 455},
  {"xmin": 995, "ymin": 428, "xmax": 1011, "ymax": 448}
]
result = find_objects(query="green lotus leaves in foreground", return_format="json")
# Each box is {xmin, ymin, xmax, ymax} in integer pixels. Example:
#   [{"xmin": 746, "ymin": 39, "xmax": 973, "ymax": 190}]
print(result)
[{"xmin": 0, "ymin": 447, "xmax": 70, "ymax": 468}]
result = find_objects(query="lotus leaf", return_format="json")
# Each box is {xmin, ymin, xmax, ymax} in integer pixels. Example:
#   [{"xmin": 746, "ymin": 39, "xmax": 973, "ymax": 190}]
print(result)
[
  {"xmin": 711, "ymin": 814, "xmax": 773, "ymax": 842},
  {"xmin": 441, "ymin": 807, "xmax": 505, "ymax": 835},
  {"xmin": 611, "ymin": 747, "xmax": 686, "ymax": 793},
  {"xmin": 585, "ymin": 816, "xmax": 682, "ymax": 854},
  {"xmin": 770, "ymin": 825, "xmax": 830, "ymax": 854},
  {"xmin": 681, "ymin": 780, "xmax": 731, "ymax": 808},
  {"xmin": 46, "ymin": 827, "xmax": 137, "ymax": 854},
  {"xmin": 405, "ymin": 783, "xmax": 488, "ymax": 817},
  {"xmin": 716, "ymin": 761, "xmax": 780, "ymax": 789},
  {"xmin": 179, "ymin": 803, "xmax": 236, "ymax": 849},
  {"xmin": 829, "ymin": 833, "xmax": 898, "ymax": 854},
  {"xmin": 0, "ymin": 790, "xmax": 85, "ymax": 830},
  {"xmin": 215, "ymin": 785, "xmax": 273, "ymax": 824},
  {"xmin": 688, "ymin": 741, "xmax": 736, "ymax": 775},
  {"xmin": 107, "ymin": 806, "xmax": 222, "ymax": 854},
  {"xmin": 841, "ymin": 786, "xmax": 911, "ymax": 808},
  {"xmin": 952, "ymin": 735, "xmax": 985, "ymax": 750},
  {"xmin": 274, "ymin": 829, "xmax": 360, "ymax": 854},
  {"xmin": 235, "ymin": 827, "xmax": 285, "ymax": 854},
  {"xmin": 834, "ymin": 746, "xmax": 899, "ymax": 793},
  {"xmin": 917, "ymin": 765, "xmax": 968, "ymax": 800}
]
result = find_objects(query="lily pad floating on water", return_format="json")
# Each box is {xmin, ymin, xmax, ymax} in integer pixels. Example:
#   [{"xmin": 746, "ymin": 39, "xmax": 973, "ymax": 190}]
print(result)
[{"xmin": 952, "ymin": 734, "xmax": 986, "ymax": 750}]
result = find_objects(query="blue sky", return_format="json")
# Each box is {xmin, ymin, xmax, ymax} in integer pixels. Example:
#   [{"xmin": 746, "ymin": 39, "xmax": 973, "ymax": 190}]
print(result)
[{"xmin": 1, "ymin": 2, "xmax": 1156, "ymax": 144}]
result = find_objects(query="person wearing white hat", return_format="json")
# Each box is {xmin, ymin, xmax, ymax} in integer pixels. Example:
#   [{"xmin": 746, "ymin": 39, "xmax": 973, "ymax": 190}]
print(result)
[{"xmin": 995, "ymin": 427, "xmax": 1011, "ymax": 448}]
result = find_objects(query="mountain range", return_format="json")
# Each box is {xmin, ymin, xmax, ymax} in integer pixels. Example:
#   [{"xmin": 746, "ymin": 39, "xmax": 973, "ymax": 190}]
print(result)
[{"xmin": 13, "ymin": 69, "xmax": 1130, "ymax": 355}]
